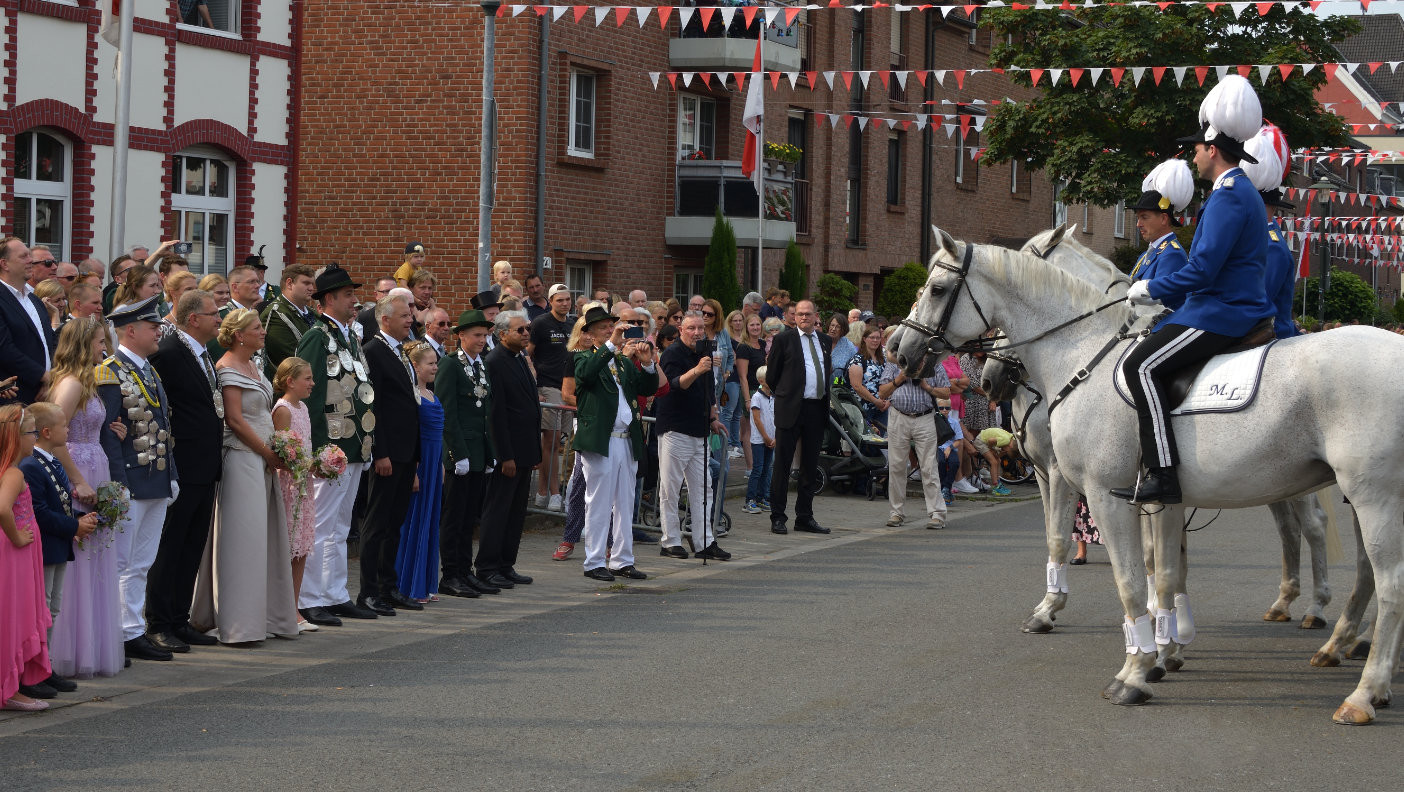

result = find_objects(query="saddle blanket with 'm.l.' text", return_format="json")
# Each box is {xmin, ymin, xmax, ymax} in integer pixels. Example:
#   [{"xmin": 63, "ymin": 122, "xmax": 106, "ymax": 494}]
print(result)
[{"xmin": 1112, "ymin": 339, "xmax": 1276, "ymax": 415}]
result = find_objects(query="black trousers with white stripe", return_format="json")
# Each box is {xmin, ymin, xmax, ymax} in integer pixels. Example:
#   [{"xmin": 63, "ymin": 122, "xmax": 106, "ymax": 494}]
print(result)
[{"xmin": 1121, "ymin": 324, "xmax": 1237, "ymax": 469}]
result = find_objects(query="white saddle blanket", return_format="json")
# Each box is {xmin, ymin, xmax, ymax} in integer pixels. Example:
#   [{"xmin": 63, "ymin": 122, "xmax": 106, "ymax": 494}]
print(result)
[{"xmin": 1113, "ymin": 339, "xmax": 1276, "ymax": 415}]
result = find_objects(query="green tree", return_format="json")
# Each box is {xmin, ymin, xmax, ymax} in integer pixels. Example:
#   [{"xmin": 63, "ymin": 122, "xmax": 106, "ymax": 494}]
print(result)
[
  {"xmin": 813, "ymin": 273, "xmax": 857, "ymax": 316},
  {"xmin": 981, "ymin": 5, "xmax": 1359, "ymax": 207},
  {"xmin": 778, "ymin": 238, "xmax": 807, "ymax": 300},
  {"xmin": 1392, "ymin": 298, "xmax": 1404, "ymax": 324},
  {"xmin": 702, "ymin": 208, "xmax": 740, "ymax": 313},
  {"xmin": 876, "ymin": 262, "xmax": 928, "ymax": 319},
  {"xmin": 1294, "ymin": 267, "xmax": 1376, "ymax": 325}
]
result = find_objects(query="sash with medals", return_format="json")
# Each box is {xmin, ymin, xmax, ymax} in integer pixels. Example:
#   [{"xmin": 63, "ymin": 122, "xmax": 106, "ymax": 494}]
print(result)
[
  {"xmin": 458, "ymin": 349, "xmax": 490, "ymax": 408},
  {"xmin": 37, "ymin": 454, "xmax": 73, "ymax": 518},
  {"xmin": 109, "ymin": 355, "xmax": 172, "ymax": 471},
  {"xmin": 322, "ymin": 322, "xmax": 375, "ymax": 461}
]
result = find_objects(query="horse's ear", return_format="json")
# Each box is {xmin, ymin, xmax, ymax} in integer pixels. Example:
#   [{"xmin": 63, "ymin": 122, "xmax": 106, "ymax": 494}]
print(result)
[
  {"xmin": 931, "ymin": 225, "xmax": 958, "ymax": 257},
  {"xmin": 1045, "ymin": 223, "xmax": 1070, "ymax": 249},
  {"xmin": 1064, "ymin": 223, "xmax": 1079, "ymax": 237}
]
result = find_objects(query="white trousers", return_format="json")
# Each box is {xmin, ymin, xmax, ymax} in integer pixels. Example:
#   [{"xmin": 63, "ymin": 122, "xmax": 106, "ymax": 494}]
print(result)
[
  {"xmin": 580, "ymin": 436, "xmax": 637, "ymax": 571},
  {"xmin": 300, "ymin": 461, "xmax": 367, "ymax": 609},
  {"xmin": 659, "ymin": 432, "xmax": 712, "ymax": 552},
  {"xmin": 887, "ymin": 410, "xmax": 945, "ymax": 519},
  {"xmin": 115, "ymin": 497, "xmax": 169, "ymax": 641}
]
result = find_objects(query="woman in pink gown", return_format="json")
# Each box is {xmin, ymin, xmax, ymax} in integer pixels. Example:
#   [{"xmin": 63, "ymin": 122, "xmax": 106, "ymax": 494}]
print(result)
[{"xmin": 1, "ymin": 405, "xmax": 55, "ymax": 710}]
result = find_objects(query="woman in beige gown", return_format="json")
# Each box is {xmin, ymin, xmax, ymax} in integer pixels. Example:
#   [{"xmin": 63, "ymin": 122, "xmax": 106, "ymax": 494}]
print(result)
[{"xmin": 191, "ymin": 309, "xmax": 298, "ymax": 644}]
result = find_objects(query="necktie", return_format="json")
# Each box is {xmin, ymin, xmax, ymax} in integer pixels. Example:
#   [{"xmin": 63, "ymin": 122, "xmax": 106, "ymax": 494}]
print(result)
[
  {"xmin": 199, "ymin": 350, "xmax": 216, "ymax": 387},
  {"xmin": 397, "ymin": 346, "xmax": 414, "ymax": 384},
  {"xmin": 471, "ymin": 360, "xmax": 482, "ymax": 380},
  {"xmin": 804, "ymin": 333, "xmax": 824, "ymax": 399}
]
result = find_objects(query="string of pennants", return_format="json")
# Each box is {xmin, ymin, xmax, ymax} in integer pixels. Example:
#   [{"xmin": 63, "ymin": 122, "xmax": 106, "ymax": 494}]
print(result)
[
  {"xmin": 1289, "ymin": 217, "xmax": 1404, "ymax": 233},
  {"xmin": 1283, "ymin": 185, "xmax": 1404, "ymax": 210},
  {"xmin": 497, "ymin": 1, "xmax": 1378, "ymax": 26}
]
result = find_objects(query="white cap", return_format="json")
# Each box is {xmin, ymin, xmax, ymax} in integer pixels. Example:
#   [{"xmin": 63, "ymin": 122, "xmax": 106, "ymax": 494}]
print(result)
[{"xmin": 1142, "ymin": 159, "xmax": 1195, "ymax": 215}]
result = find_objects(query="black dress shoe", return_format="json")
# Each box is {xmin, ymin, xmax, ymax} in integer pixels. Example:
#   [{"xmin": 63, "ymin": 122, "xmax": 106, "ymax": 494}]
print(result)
[
  {"xmin": 463, "ymin": 573, "xmax": 501, "ymax": 595},
  {"xmin": 1110, "ymin": 466, "xmax": 1181, "ymax": 504},
  {"xmin": 795, "ymin": 518, "xmax": 830, "ymax": 534},
  {"xmin": 358, "ymin": 596, "xmax": 396, "ymax": 617},
  {"xmin": 481, "ymin": 572, "xmax": 516, "ymax": 590},
  {"xmin": 500, "ymin": 568, "xmax": 533, "ymax": 585},
  {"xmin": 18, "ymin": 682, "xmax": 56, "ymax": 699},
  {"xmin": 124, "ymin": 636, "xmax": 173, "ymax": 661},
  {"xmin": 387, "ymin": 590, "xmax": 425, "ymax": 611},
  {"xmin": 610, "ymin": 565, "xmax": 647, "ymax": 580},
  {"xmin": 327, "ymin": 600, "xmax": 378, "ymax": 619},
  {"xmin": 44, "ymin": 673, "xmax": 77, "ymax": 693},
  {"xmin": 147, "ymin": 631, "xmax": 192, "ymax": 654},
  {"xmin": 173, "ymin": 624, "xmax": 218, "ymax": 645},
  {"xmin": 439, "ymin": 578, "xmax": 482, "ymax": 598},
  {"xmin": 659, "ymin": 545, "xmax": 689, "ymax": 559},
  {"xmin": 299, "ymin": 607, "xmax": 343, "ymax": 626},
  {"xmin": 584, "ymin": 567, "xmax": 616, "ymax": 582},
  {"xmin": 771, "ymin": 519, "xmax": 788, "ymax": 534},
  {"xmin": 695, "ymin": 542, "xmax": 732, "ymax": 561}
]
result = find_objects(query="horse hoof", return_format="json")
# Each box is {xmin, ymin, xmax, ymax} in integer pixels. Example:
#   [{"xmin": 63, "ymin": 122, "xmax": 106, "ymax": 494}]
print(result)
[
  {"xmin": 1332, "ymin": 701, "xmax": 1374, "ymax": 725},
  {"xmin": 1263, "ymin": 608, "xmax": 1291, "ymax": 622},
  {"xmin": 1101, "ymin": 679, "xmax": 1124, "ymax": 700},
  {"xmin": 1109, "ymin": 684, "xmax": 1153, "ymax": 706},
  {"xmin": 1022, "ymin": 614, "xmax": 1055, "ymax": 634},
  {"xmin": 1348, "ymin": 640, "xmax": 1372, "ymax": 660},
  {"xmin": 1165, "ymin": 656, "xmax": 1185, "ymax": 673},
  {"xmin": 1146, "ymin": 665, "xmax": 1166, "ymax": 683},
  {"xmin": 1300, "ymin": 614, "xmax": 1327, "ymax": 630},
  {"xmin": 1311, "ymin": 650, "xmax": 1342, "ymax": 668}
]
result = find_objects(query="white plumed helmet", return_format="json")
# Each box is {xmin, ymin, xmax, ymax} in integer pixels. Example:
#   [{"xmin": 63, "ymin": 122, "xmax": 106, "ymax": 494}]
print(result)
[
  {"xmin": 1130, "ymin": 158, "xmax": 1195, "ymax": 225},
  {"xmin": 1178, "ymin": 74, "xmax": 1263, "ymax": 164}
]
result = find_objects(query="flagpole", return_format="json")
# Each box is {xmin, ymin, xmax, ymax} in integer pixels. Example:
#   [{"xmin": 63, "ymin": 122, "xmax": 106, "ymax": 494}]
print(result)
[
  {"xmin": 755, "ymin": 20, "xmax": 764, "ymax": 292},
  {"xmin": 107, "ymin": 0, "xmax": 135, "ymax": 264}
]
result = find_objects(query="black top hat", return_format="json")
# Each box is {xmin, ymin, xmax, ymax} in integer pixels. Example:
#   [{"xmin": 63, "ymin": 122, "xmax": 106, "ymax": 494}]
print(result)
[
  {"xmin": 1260, "ymin": 188, "xmax": 1295, "ymax": 210},
  {"xmin": 244, "ymin": 245, "xmax": 268, "ymax": 269},
  {"xmin": 1177, "ymin": 123, "xmax": 1257, "ymax": 165},
  {"xmin": 1127, "ymin": 190, "xmax": 1184, "ymax": 227},
  {"xmin": 312, "ymin": 262, "xmax": 361, "ymax": 300},
  {"xmin": 470, "ymin": 290, "xmax": 503, "ymax": 311},
  {"xmin": 454, "ymin": 309, "xmax": 494, "ymax": 333},
  {"xmin": 108, "ymin": 294, "xmax": 163, "ymax": 327},
  {"xmin": 580, "ymin": 305, "xmax": 614, "ymax": 331}
]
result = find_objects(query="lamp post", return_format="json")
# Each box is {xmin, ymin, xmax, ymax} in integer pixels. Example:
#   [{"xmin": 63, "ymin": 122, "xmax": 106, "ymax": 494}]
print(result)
[
  {"xmin": 1312, "ymin": 177, "xmax": 1333, "ymax": 327},
  {"xmin": 477, "ymin": 0, "xmax": 501, "ymax": 292}
]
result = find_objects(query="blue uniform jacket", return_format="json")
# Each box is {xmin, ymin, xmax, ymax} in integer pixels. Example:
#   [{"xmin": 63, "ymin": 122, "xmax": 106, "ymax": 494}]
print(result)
[
  {"xmin": 18, "ymin": 452, "xmax": 78, "ymax": 565},
  {"xmin": 1130, "ymin": 234, "xmax": 1189, "ymax": 312},
  {"xmin": 1146, "ymin": 168, "xmax": 1274, "ymax": 337},
  {"xmin": 1264, "ymin": 219, "xmax": 1299, "ymax": 338}
]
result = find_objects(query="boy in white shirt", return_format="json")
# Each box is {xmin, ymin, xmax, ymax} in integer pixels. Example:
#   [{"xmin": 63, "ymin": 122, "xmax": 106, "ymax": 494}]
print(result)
[{"xmin": 745, "ymin": 366, "xmax": 775, "ymax": 514}]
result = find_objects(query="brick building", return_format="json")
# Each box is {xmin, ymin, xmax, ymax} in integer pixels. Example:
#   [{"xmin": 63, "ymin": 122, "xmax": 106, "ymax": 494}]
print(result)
[
  {"xmin": 297, "ymin": 4, "xmax": 1117, "ymax": 314},
  {"xmin": 1, "ymin": 0, "xmax": 297, "ymax": 273}
]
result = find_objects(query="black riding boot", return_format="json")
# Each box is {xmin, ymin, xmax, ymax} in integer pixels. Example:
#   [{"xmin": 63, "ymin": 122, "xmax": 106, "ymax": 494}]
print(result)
[{"xmin": 1110, "ymin": 466, "xmax": 1181, "ymax": 505}]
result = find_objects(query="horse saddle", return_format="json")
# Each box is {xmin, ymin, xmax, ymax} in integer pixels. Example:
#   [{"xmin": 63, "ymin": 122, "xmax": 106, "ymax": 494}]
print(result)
[{"xmin": 1113, "ymin": 318, "xmax": 1277, "ymax": 415}]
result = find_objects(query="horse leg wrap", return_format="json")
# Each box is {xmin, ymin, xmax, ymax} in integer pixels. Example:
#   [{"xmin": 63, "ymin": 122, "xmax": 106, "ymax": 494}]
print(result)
[
  {"xmin": 1046, "ymin": 560, "xmax": 1068, "ymax": 594},
  {"xmin": 1154, "ymin": 608, "xmax": 1177, "ymax": 646},
  {"xmin": 1173, "ymin": 593, "xmax": 1196, "ymax": 644},
  {"xmin": 1123, "ymin": 614, "xmax": 1156, "ymax": 655}
]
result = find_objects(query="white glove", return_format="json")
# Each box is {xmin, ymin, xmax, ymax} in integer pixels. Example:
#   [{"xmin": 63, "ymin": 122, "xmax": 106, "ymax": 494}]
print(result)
[
  {"xmin": 169, "ymin": 481, "xmax": 180, "ymax": 502},
  {"xmin": 1126, "ymin": 280, "xmax": 1159, "ymax": 307},
  {"xmin": 454, "ymin": 459, "xmax": 472, "ymax": 476}
]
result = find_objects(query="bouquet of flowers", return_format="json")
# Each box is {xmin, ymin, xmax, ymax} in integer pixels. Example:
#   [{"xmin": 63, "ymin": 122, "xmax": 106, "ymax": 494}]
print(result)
[
  {"xmin": 81, "ymin": 482, "xmax": 130, "ymax": 550},
  {"xmin": 311, "ymin": 444, "xmax": 348, "ymax": 482},
  {"xmin": 271, "ymin": 429, "xmax": 313, "ymax": 527}
]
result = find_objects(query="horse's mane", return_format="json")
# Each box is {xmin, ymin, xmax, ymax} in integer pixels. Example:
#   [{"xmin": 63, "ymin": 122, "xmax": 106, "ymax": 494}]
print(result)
[
  {"xmin": 970, "ymin": 242, "xmax": 1136, "ymax": 325},
  {"xmin": 1022, "ymin": 225, "xmax": 1129, "ymax": 288}
]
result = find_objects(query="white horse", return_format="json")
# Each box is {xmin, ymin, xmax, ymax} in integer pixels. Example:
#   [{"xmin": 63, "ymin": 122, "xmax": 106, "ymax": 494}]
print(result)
[
  {"xmin": 1002, "ymin": 226, "xmax": 1332, "ymax": 641},
  {"xmin": 890, "ymin": 227, "xmax": 1403, "ymax": 724}
]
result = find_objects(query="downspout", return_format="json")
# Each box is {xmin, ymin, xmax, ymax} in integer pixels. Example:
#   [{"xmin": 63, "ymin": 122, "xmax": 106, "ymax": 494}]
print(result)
[
  {"xmin": 535, "ymin": 15, "xmax": 550, "ymax": 278},
  {"xmin": 919, "ymin": 11, "xmax": 934, "ymax": 265}
]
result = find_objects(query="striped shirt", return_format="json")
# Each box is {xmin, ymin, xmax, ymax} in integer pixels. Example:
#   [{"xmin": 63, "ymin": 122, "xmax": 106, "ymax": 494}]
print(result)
[{"xmin": 879, "ymin": 362, "xmax": 949, "ymax": 416}]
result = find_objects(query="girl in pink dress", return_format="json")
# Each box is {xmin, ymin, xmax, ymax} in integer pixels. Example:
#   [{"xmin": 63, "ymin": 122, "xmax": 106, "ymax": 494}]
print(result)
[
  {"xmin": 272, "ymin": 358, "xmax": 316, "ymax": 633},
  {"xmin": 0, "ymin": 405, "xmax": 55, "ymax": 711}
]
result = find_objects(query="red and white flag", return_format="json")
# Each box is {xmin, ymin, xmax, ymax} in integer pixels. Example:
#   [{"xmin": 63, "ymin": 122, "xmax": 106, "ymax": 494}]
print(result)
[
  {"xmin": 1298, "ymin": 237, "xmax": 1312, "ymax": 278},
  {"xmin": 739, "ymin": 37, "xmax": 764, "ymax": 195},
  {"xmin": 99, "ymin": 0, "xmax": 123, "ymax": 48}
]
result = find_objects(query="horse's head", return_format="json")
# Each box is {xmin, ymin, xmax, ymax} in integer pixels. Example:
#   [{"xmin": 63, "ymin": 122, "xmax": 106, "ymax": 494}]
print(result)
[
  {"xmin": 981, "ymin": 344, "xmax": 1026, "ymax": 403},
  {"xmin": 887, "ymin": 226, "xmax": 997, "ymax": 377}
]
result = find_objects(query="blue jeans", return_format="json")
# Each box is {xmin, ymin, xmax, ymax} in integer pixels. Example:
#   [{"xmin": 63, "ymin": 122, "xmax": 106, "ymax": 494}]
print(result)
[
  {"xmin": 748, "ymin": 443, "xmax": 774, "ymax": 502},
  {"xmin": 722, "ymin": 381, "xmax": 744, "ymax": 449},
  {"xmin": 937, "ymin": 446, "xmax": 961, "ymax": 491}
]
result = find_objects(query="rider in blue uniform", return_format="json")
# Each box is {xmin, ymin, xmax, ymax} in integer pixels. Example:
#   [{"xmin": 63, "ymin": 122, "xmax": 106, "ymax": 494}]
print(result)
[
  {"xmin": 1240, "ymin": 123, "xmax": 1301, "ymax": 340},
  {"xmin": 1114, "ymin": 76, "xmax": 1276, "ymax": 505},
  {"xmin": 1126, "ymin": 158, "xmax": 1194, "ymax": 306}
]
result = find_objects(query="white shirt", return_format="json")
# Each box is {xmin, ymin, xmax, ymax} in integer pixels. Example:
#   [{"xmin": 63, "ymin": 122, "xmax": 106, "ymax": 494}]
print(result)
[
  {"xmin": 799, "ymin": 330, "xmax": 823, "ymax": 400},
  {"xmin": 118, "ymin": 343, "xmax": 150, "ymax": 372},
  {"xmin": 2, "ymin": 278, "xmax": 50, "ymax": 368},
  {"xmin": 428, "ymin": 338, "xmax": 446, "ymax": 358},
  {"xmin": 750, "ymin": 390, "xmax": 775, "ymax": 438},
  {"xmin": 1212, "ymin": 167, "xmax": 1242, "ymax": 192},
  {"xmin": 1148, "ymin": 231, "xmax": 1176, "ymax": 252},
  {"xmin": 33, "ymin": 445, "xmax": 55, "ymax": 464},
  {"xmin": 602, "ymin": 342, "xmax": 634, "ymax": 432}
]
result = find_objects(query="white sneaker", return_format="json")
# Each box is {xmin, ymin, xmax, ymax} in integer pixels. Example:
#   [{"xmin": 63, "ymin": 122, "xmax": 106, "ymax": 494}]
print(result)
[
  {"xmin": 908, "ymin": 469, "xmax": 923, "ymax": 481},
  {"xmin": 297, "ymin": 619, "xmax": 319, "ymax": 633},
  {"xmin": 728, "ymin": 446, "xmax": 743, "ymax": 459},
  {"xmin": 886, "ymin": 513, "xmax": 904, "ymax": 527},
  {"xmin": 926, "ymin": 513, "xmax": 946, "ymax": 530},
  {"xmin": 953, "ymin": 479, "xmax": 979, "ymax": 494},
  {"xmin": 548, "ymin": 494, "xmax": 563, "ymax": 511},
  {"xmin": 534, "ymin": 493, "xmax": 548, "ymax": 508}
]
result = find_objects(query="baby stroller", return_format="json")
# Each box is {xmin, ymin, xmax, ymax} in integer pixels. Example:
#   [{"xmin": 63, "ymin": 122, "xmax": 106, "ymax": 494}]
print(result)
[{"xmin": 809, "ymin": 386, "xmax": 887, "ymax": 499}]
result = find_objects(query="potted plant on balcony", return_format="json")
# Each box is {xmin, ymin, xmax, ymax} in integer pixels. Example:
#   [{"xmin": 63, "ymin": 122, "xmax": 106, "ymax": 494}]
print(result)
[{"xmin": 763, "ymin": 141, "xmax": 801, "ymax": 177}]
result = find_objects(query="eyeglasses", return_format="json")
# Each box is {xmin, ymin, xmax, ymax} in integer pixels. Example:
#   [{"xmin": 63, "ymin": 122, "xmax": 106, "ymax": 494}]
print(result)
[
  {"xmin": 115, "ymin": 266, "xmax": 136, "ymax": 279},
  {"xmin": 668, "ymin": 314, "xmax": 682, "ymax": 323},
  {"xmin": 57, "ymin": 275, "xmax": 77, "ymax": 283},
  {"xmin": 195, "ymin": 310, "xmax": 221, "ymax": 318},
  {"xmin": 510, "ymin": 326, "xmax": 530, "ymax": 334},
  {"xmin": 936, "ymin": 406, "xmax": 950, "ymax": 411},
  {"xmin": 20, "ymin": 429, "xmax": 39, "ymax": 437},
  {"xmin": 702, "ymin": 311, "xmax": 716, "ymax": 318},
  {"xmin": 626, "ymin": 319, "xmax": 647, "ymax": 326}
]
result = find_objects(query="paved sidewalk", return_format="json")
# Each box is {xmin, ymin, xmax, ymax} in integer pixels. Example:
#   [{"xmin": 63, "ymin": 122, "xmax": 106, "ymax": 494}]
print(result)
[{"xmin": 0, "ymin": 481, "xmax": 1035, "ymax": 735}]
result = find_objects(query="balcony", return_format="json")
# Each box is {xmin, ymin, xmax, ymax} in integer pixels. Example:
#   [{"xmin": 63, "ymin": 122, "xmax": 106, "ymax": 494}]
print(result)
[
  {"xmin": 670, "ymin": 5, "xmax": 804, "ymax": 73},
  {"xmin": 666, "ymin": 159, "xmax": 797, "ymax": 248}
]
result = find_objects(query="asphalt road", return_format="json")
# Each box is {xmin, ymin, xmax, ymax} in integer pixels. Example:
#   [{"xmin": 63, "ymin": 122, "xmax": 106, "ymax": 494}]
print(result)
[{"xmin": 1, "ymin": 490, "xmax": 1398, "ymax": 791}]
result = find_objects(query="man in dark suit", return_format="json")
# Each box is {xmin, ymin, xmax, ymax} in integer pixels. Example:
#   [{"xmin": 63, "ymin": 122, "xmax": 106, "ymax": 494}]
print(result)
[
  {"xmin": 476, "ymin": 310, "xmax": 539, "ymax": 590},
  {"xmin": 145, "ymin": 290, "xmax": 224, "ymax": 654},
  {"xmin": 435, "ymin": 309, "xmax": 498, "ymax": 598},
  {"xmin": 765, "ymin": 299, "xmax": 832, "ymax": 535},
  {"xmin": 357, "ymin": 296, "xmax": 422, "ymax": 616},
  {"xmin": 0, "ymin": 236, "xmax": 56, "ymax": 404}
]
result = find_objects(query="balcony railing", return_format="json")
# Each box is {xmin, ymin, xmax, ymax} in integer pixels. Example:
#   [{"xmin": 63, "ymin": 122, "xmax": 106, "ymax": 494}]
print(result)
[
  {"xmin": 668, "ymin": 158, "xmax": 797, "ymax": 247},
  {"xmin": 670, "ymin": 2, "xmax": 805, "ymax": 72},
  {"xmin": 792, "ymin": 177, "xmax": 810, "ymax": 235}
]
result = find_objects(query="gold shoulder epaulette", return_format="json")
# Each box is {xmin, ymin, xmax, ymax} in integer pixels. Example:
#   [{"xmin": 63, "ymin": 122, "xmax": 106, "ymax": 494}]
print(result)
[
  {"xmin": 1169, "ymin": 241, "xmax": 1181, "ymax": 250},
  {"xmin": 94, "ymin": 358, "xmax": 119, "ymax": 385},
  {"xmin": 1268, "ymin": 230, "xmax": 1280, "ymax": 242}
]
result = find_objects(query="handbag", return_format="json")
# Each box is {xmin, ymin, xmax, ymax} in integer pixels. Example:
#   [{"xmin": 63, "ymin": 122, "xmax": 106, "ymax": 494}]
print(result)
[{"xmin": 933, "ymin": 409, "xmax": 956, "ymax": 446}]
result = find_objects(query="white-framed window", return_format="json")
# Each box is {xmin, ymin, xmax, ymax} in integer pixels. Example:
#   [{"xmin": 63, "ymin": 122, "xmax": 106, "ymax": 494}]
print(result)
[
  {"xmin": 13, "ymin": 129, "xmax": 72, "ymax": 262},
  {"xmin": 568, "ymin": 70, "xmax": 596, "ymax": 158},
  {"xmin": 1010, "ymin": 158, "xmax": 1019, "ymax": 193},
  {"xmin": 1114, "ymin": 200, "xmax": 1127, "ymax": 238},
  {"xmin": 169, "ymin": 148, "xmax": 234, "ymax": 276},
  {"xmin": 1053, "ymin": 182, "xmax": 1068, "ymax": 227},
  {"xmin": 176, "ymin": 0, "xmax": 240, "ymax": 35},
  {"xmin": 677, "ymin": 94, "xmax": 715, "ymax": 161},
  {"xmin": 674, "ymin": 269, "xmax": 702, "ymax": 305},
  {"xmin": 566, "ymin": 259, "xmax": 594, "ymax": 303}
]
